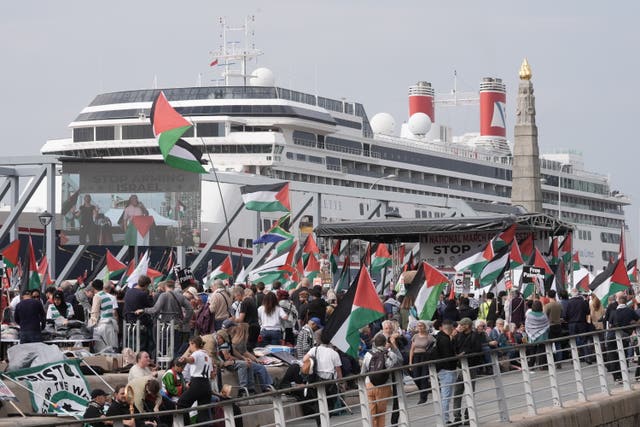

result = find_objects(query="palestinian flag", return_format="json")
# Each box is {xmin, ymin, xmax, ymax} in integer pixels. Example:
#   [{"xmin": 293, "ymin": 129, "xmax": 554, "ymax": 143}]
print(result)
[
  {"xmin": 205, "ymin": 255, "xmax": 233, "ymax": 287},
  {"xmin": 150, "ymin": 91, "xmax": 206, "ymax": 174},
  {"xmin": 492, "ymin": 224, "xmax": 517, "ymax": 251},
  {"xmin": 329, "ymin": 240, "xmax": 341, "ymax": 275},
  {"xmin": 124, "ymin": 215, "xmax": 155, "ymax": 246},
  {"xmin": 303, "ymin": 234, "xmax": 320, "ymax": 255},
  {"xmin": 574, "ymin": 267, "xmax": 592, "ymax": 293},
  {"xmin": 126, "ymin": 251, "xmax": 149, "ymax": 288},
  {"xmin": 22, "ymin": 237, "xmax": 40, "ymax": 291},
  {"xmin": 1, "ymin": 239, "xmax": 20, "ymax": 268},
  {"xmin": 335, "ymin": 256, "xmax": 351, "ymax": 293},
  {"xmin": 406, "ymin": 262, "xmax": 449, "ymax": 321},
  {"xmin": 479, "ymin": 245, "xmax": 510, "ymax": 287},
  {"xmin": 519, "ymin": 234, "xmax": 535, "ymax": 264},
  {"xmin": 551, "ymin": 259, "xmax": 567, "ymax": 292},
  {"xmin": 509, "ymin": 238, "xmax": 524, "ymax": 269},
  {"xmin": 276, "ymin": 238, "xmax": 295, "ymax": 255},
  {"xmin": 253, "ymin": 225, "xmax": 293, "ymax": 244},
  {"xmin": 370, "ymin": 243, "xmax": 392, "ymax": 274},
  {"xmin": 520, "ymin": 248, "xmax": 552, "ymax": 299},
  {"xmin": 548, "ymin": 237, "xmax": 560, "ymax": 265},
  {"xmin": 61, "ymin": 189, "xmax": 80, "ymax": 216},
  {"xmin": 572, "ymin": 252, "xmax": 582, "ymax": 272},
  {"xmin": 559, "ymin": 233, "xmax": 572, "ymax": 264},
  {"xmin": 627, "ymin": 259, "xmax": 638, "ymax": 283},
  {"xmin": 304, "ymin": 254, "xmax": 321, "ymax": 281},
  {"xmin": 107, "ymin": 250, "xmax": 127, "ymax": 278},
  {"xmin": 324, "ymin": 266, "xmax": 385, "ymax": 358},
  {"xmin": 590, "ymin": 257, "xmax": 630, "ymax": 308},
  {"xmin": 454, "ymin": 243, "xmax": 493, "ymax": 278},
  {"xmin": 404, "ymin": 250, "xmax": 416, "ymax": 271},
  {"xmin": 240, "ymin": 182, "xmax": 291, "ymax": 212}
]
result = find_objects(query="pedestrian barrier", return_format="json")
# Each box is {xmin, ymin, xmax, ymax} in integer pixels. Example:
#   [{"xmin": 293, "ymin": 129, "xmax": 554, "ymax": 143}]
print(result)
[
  {"xmin": 155, "ymin": 320, "xmax": 175, "ymax": 370},
  {"xmin": 18, "ymin": 324, "xmax": 640, "ymax": 427},
  {"xmin": 122, "ymin": 320, "xmax": 141, "ymax": 354}
]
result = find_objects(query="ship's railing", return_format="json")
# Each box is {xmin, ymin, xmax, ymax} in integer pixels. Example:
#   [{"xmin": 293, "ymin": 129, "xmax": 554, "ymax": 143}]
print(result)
[{"xmin": 63, "ymin": 324, "xmax": 640, "ymax": 427}]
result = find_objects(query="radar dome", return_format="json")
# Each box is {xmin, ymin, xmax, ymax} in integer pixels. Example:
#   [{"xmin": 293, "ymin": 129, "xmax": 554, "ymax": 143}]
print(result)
[
  {"xmin": 249, "ymin": 67, "xmax": 275, "ymax": 86},
  {"xmin": 408, "ymin": 112, "xmax": 432, "ymax": 135},
  {"xmin": 370, "ymin": 113, "xmax": 396, "ymax": 135}
]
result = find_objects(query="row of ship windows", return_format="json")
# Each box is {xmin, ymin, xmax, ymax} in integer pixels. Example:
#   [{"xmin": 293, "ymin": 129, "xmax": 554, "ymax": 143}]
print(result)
[
  {"xmin": 543, "ymin": 209, "xmax": 625, "ymax": 230},
  {"xmin": 72, "ymin": 123, "xmax": 224, "ymax": 142}
]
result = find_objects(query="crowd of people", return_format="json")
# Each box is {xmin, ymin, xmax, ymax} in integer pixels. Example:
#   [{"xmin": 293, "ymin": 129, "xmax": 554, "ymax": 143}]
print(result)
[{"xmin": 3, "ymin": 270, "xmax": 640, "ymax": 426}]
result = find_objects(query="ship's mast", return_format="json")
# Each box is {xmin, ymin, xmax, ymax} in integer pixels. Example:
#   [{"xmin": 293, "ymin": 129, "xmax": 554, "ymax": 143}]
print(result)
[{"xmin": 211, "ymin": 15, "xmax": 263, "ymax": 86}]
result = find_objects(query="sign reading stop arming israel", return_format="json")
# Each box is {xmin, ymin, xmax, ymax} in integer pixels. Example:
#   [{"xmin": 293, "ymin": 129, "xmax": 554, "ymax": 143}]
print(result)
[{"xmin": 5, "ymin": 360, "xmax": 90, "ymax": 415}]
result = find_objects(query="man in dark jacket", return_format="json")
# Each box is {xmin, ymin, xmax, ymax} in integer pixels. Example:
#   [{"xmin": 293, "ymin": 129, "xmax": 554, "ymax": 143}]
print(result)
[
  {"xmin": 605, "ymin": 294, "xmax": 639, "ymax": 381},
  {"xmin": 434, "ymin": 320, "xmax": 457, "ymax": 425},
  {"xmin": 510, "ymin": 291, "xmax": 525, "ymax": 328},
  {"xmin": 124, "ymin": 275, "xmax": 154, "ymax": 355},
  {"xmin": 452, "ymin": 317, "xmax": 483, "ymax": 424},
  {"xmin": 565, "ymin": 288, "xmax": 591, "ymax": 361},
  {"xmin": 83, "ymin": 389, "xmax": 108, "ymax": 427},
  {"xmin": 14, "ymin": 290, "xmax": 46, "ymax": 343}
]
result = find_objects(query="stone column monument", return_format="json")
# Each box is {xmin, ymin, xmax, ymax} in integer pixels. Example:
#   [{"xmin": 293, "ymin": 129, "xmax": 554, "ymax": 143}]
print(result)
[{"xmin": 511, "ymin": 58, "xmax": 543, "ymax": 213}]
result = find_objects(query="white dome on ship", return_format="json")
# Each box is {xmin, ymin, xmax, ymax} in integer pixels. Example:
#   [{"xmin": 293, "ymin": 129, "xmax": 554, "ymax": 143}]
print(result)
[
  {"xmin": 249, "ymin": 67, "xmax": 275, "ymax": 86},
  {"xmin": 408, "ymin": 112, "xmax": 432, "ymax": 135},
  {"xmin": 370, "ymin": 113, "xmax": 396, "ymax": 135}
]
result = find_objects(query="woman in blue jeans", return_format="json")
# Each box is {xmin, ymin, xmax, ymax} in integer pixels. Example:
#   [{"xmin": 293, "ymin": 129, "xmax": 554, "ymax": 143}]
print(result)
[{"xmin": 258, "ymin": 292, "xmax": 288, "ymax": 346}]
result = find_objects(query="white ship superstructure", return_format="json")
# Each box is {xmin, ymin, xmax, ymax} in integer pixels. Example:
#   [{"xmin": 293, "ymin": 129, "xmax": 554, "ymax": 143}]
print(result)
[{"xmin": 40, "ymin": 25, "xmax": 630, "ymax": 273}]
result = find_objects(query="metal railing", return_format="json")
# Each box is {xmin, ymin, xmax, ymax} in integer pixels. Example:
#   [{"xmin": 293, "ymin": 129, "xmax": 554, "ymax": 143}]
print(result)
[
  {"xmin": 23, "ymin": 324, "xmax": 640, "ymax": 427},
  {"xmin": 155, "ymin": 320, "xmax": 175, "ymax": 370},
  {"xmin": 122, "ymin": 320, "xmax": 141, "ymax": 354}
]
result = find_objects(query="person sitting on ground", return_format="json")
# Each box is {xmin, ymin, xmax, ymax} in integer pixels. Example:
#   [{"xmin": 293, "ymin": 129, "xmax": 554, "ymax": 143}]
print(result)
[
  {"xmin": 223, "ymin": 320, "xmax": 274, "ymax": 392},
  {"xmin": 83, "ymin": 388, "xmax": 108, "ymax": 427},
  {"xmin": 161, "ymin": 358, "xmax": 187, "ymax": 402},
  {"xmin": 126, "ymin": 377, "xmax": 163, "ymax": 426},
  {"xmin": 128, "ymin": 351, "xmax": 158, "ymax": 382}
]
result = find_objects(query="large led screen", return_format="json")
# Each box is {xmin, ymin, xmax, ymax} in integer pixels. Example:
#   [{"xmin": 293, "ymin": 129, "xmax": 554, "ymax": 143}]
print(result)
[{"xmin": 61, "ymin": 161, "xmax": 201, "ymax": 246}]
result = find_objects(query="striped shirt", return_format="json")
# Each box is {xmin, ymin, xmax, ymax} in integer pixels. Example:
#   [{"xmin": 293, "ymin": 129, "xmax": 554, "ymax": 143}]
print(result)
[
  {"xmin": 96, "ymin": 291, "xmax": 116, "ymax": 319},
  {"xmin": 46, "ymin": 303, "xmax": 74, "ymax": 321}
]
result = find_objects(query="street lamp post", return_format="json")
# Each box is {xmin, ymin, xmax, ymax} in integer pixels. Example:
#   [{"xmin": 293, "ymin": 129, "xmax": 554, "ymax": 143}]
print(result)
[
  {"xmin": 38, "ymin": 210, "xmax": 54, "ymax": 258},
  {"xmin": 369, "ymin": 174, "xmax": 397, "ymax": 190}
]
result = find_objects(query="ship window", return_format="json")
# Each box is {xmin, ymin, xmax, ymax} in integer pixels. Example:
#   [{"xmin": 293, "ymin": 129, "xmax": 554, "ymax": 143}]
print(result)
[
  {"xmin": 600, "ymin": 232, "xmax": 620, "ymax": 244},
  {"xmin": 601, "ymin": 251, "xmax": 618, "ymax": 262},
  {"xmin": 415, "ymin": 210, "xmax": 420, "ymax": 218},
  {"xmin": 95, "ymin": 126, "xmax": 115, "ymax": 141},
  {"xmin": 73, "ymin": 127, "xmax": 94, "ymax": 142},
  {"xmin": 308, "ymin": 156, "xmax": 323, "ymax": 164},
  {"xmin": 296, "ymin": 154, "xmax": 306, "ymax": 161},
  {"xmin": 286, "ymin": 152, "xmax": 294, "ymax": 159},
  {"xmin": 360, "ymin": 204, "xmax": 365, "ymax": 216},
  {"xmin": 122, "ymin": 124, "xmax": 154, "ymax": 139},
  {"xmin": 238, "ymin": 238, "xmax": 245, "ymax": 248}
]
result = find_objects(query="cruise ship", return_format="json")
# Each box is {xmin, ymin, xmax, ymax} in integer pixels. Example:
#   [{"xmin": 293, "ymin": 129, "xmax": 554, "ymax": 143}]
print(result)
[{"xmin": 39, "ymin": 32, "xmax": 629, "ymax": 275}]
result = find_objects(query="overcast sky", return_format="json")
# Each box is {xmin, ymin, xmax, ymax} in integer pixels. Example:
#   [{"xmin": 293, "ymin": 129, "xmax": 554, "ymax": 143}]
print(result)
[{"xmin": 2, "ymin": 1, "xmax": 639, "ymax": 252}]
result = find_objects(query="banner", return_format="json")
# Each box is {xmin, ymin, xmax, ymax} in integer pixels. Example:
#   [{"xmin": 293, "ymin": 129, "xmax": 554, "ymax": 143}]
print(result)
[{"xmin": 4, "ymin": 360, "xmax": 90, "ymax": 415}]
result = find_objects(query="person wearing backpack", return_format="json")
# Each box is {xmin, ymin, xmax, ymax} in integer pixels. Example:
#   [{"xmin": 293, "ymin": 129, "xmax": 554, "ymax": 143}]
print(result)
[
  {"xmin": 362, "ymin": 334, "xmax": 403, "ymax": 427},
  {"xmin": 278, "ymin": 290, "xmax": 298, "ymax": 345},
  {"xmin": 209, "ymin": 280, "xmax": 233, "ymax": 331}
]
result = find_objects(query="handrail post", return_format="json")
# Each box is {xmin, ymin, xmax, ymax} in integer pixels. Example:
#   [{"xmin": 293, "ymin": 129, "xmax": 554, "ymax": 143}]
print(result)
[
  {"xmin": 393, "ymin": 369, "xmax": 410, "ymax": 426},
  {"xmin": 272, "ymin": 393, "xmax": 287, "ymax": 427},
  {"xmin": 544, "ymin": 342, "xmax": 562, "ymax": 407},
  {"xmin": 356, "ymin": 375, "xmax": 373, "ymax": 427},
  {"xmin": 591, "ymin": 333, "xmax": 610, "ymax": 396},
  {"xmin": 568, "ymin": 337, "xmax": 587, "ymax": 402},
  {"xmin": 519, "ymin": 346, "xmax": 537, "ymax": 415},
  {"xmin": 615, "ymin": 329, "xmax": 632, "ymax": 391},
  {"xmin": 490, "ymin": 351, "xmax": 510, "ymax": 422},
  {"xmin": 316, "ymin": 383, "xmax": 331, "ymax": 427},
  {"xmin": 460, "ymin": 357, "xmax": 478, "ymax": 426},
  {"xmin": 428, "ymin": 363, "xmax": 445, "ymax": 427},
  {"xmin": 222, "ymin": 401, "xmax": 237, "ymax": 427}
]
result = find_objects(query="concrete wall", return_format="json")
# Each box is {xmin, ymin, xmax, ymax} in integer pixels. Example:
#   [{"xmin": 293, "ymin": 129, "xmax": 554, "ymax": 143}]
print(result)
[{"xmin": 485, "ymin": 390, "xmax": 640, "ymax": 427}]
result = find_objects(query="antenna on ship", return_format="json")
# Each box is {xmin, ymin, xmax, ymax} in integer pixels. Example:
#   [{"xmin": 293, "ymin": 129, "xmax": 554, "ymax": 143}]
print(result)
[{"xmin": 212, "ymin": 15, "xmax": 263, "ymax": 86}]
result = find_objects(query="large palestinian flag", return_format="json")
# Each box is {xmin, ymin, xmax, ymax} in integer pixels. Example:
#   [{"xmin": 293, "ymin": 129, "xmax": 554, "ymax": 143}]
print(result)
[
  {"xmin": 150, "ymin": 91, "xmax": 206, "ymax": 174},
  {"xmin": 590, "ymin": 257, "xmax": 631, "ymax": 308},
  {"xmin": 454, "ymin": 243, "xmax": 493, "ymax": 278},
  {"xmin": 479, "ymin": 245, "xmax": 510, "ymax": 287},
  {"xmin": 406, "ymin": 262, "xmax": 449, "ymax": 321},
  {"xmin": 324, "ymin": 266, "xmax": 385, "ymax": 358},
  {"xmin": 240, "ymin": 182, "xmax": 291, "ymax": 212},
  {"xmin": 205, "ymin": 255, "xmax": 233, "ymax": 288},
  {"xmin": 124, "ymin": 215, "xmax": 155, "ymax": 246}
]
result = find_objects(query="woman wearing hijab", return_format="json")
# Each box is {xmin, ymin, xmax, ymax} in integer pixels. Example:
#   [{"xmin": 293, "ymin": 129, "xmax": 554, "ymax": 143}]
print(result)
[{"xmin": 46, "ymin": 290, "xmax": 75, "ymax": 325}]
